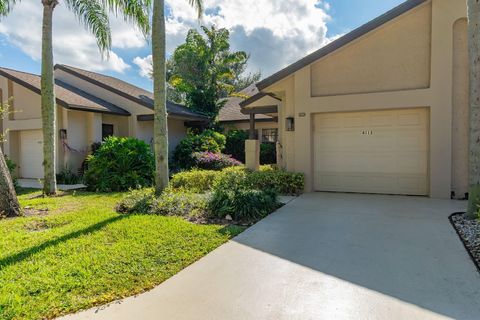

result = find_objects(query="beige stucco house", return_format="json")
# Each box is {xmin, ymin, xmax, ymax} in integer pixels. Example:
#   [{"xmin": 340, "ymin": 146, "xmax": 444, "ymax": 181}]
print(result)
[
  {"xmin": 243, "ymin": 0, "xmax": 469, "ymax": 199},
  {"xmin": 0, "ymin": 65, "xmax": 207, "ymax": 179},
  {"xmin": 218, "ymin": 84, "xmax": 279, "ymax": 143}
]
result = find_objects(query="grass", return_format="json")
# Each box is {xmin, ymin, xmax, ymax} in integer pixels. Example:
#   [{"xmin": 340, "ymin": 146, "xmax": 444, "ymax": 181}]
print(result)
[{"xmin": 0, "ymin": 189, "xmax": 244, "ymax": 320}]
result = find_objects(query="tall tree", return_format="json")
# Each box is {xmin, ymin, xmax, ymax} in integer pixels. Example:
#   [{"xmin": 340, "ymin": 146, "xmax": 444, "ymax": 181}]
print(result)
[
  {"xmin": 0, "ymin": 99, "xmax": 21, "ymax": 218},
  {"xmin": 151, "ymin": 0, "xmax": 203, "ymax": 195},
  {"xmin": 167, "ymin": 25, "xmax": 251, "ymax": 120},
  {"xmin": 1, "ymin": 0, "xmax": 149, "ymax": 195},
  {"xmin": 467, "ymin": 0, "xmax": 480, "ymax": 219}
]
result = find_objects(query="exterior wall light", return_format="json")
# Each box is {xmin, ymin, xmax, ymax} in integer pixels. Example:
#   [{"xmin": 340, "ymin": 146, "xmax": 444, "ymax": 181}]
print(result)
[{"xmin": 286, "ymin": 117, "xmax": 295, "ymax": 131}]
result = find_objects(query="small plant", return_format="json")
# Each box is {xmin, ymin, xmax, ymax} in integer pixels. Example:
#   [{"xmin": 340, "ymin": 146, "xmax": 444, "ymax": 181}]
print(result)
[
  {"xmin": 151, "ymin": 189, "xmax": 211, "ymax": 219},
  {"xmin": 192, "ymin": 152, "xmax": 241, "ymax": 170},
  {"xmin": 173, "ymin": 130, "xmax": 226, "ymax": 169},
  {"xmin": 209, "ymin": 170, "xmax": 279, "ymax": 222},
  {"xmin": 56, "ymin": 167, "xmax": 82, "ymax": 185},
  {"xmin": 85, "ymin": 137, "xmax": 154, "ymax": 192}
]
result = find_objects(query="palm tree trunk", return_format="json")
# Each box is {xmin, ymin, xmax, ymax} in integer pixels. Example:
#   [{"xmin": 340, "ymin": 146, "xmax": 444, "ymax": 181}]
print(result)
[
  {"xmin": 152, "ymin": 0, "xmax": 169, "ymax": 195},
  {"xmin": 41, "ymin": 0, "xmax": 58, "ymax": 195},
  {"xmin": 0, "ymin": 147, "xmax": 20, "ymax": 218},
  {"xmin": 467, "ymin": 0, "xmax": 480, "ymax": 219}
]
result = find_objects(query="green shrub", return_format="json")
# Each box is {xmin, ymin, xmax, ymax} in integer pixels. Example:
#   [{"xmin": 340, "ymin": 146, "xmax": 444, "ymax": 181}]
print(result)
[
  {"xmin": 224, "ymin": 130, "xmax": 248, "ymax": 163},
  {"xmin": 56, "ymin": 167, "xmax": 82, "ymax": 185},
  {"xmin": 116, "ymin": 188, "xmax": 155, "ymax": 214},
  {"xmin": 260, "ymin": 143, "xmax": 276, "ymax": 165},
  {"xmin": 85, "ymin": 137, "xmax": 154, "ymax": 192},
  {"xmin": 151, "ymin": 189, "xmax": 210, "ymax": 219},
  {"xmin": 173, "ymin": 130, "xmax": 226, "ymax": 169},
  {"xmin": 209, "ymin": 170, "xmax": 278, "ymax": 221},
  {"xmin": 170, "ymin": 170, "xmax": 221, "ymax": 193},
  {"xmin": 246, "ymin": 170, "xmax": 304, "ymax": 195}
]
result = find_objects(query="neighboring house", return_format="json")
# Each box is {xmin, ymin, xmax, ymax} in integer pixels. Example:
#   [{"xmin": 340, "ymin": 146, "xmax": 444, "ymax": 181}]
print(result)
[
  {"xmin": 243, "ymin": 0, "xmax": 468, "ymax": 199},
  {"xmin": 218, "ymin": 84, "xmax": 279, "ymax": 143},
  {"xmin": 0, "ymin": 65, "xmax": 207, "ymax": 179}
]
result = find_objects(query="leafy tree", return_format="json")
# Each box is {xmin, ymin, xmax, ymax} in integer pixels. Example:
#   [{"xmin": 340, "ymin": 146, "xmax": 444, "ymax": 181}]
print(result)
[
  {"xmin": 0, "ymin": 0, "xmax": 150, "ymax": 195},
  {"xmin": 168, "ymin": 25, "xmax": 252, "ymax": 119},
  {"xmin": 0, "ymin": 99, "xmax": 20, "ymax": 218},
  {"xmin": 151, "ymin": 0, "xmax": 203, "ymax": 195},
  {"xmin": 467, "ymin": 0, "xmax": 480, "ymax": 218}
]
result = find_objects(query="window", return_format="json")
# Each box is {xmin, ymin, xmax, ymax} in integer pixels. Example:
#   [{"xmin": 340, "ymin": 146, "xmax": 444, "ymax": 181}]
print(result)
[
  {"xmin": 102, "ymin": 124, "xmax": 114, "ymax": 140},
  {"xmin": 262, "ymin": 128, "xmax": 278, "ymax": 143}
]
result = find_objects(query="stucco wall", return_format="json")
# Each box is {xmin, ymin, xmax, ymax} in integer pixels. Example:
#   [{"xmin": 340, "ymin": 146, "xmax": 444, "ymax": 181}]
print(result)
[
  {"xmin": 452, "ymin": 18, "xmax": 469, "ymax": 198},
  {"xmin": 65, "ymin": 110, "xmax": 90, "ymax": 172},
  {"xmin": 102, "ymin": 114, "xmax": 129, "ymax": 137},
  {"xmin": 262, "ymin": 0, "xmax": 467, "ymax": 199},
  {"xmin": 11, "ymin": 84, "xmax": 42, "ymax": 120},
  {"xmin": 310, "ymin": 3, "xmax": 432, "ymax": 97},
  {"xmin": 137, "ymin": 119, "xmax": 188, "ymax": 154}
]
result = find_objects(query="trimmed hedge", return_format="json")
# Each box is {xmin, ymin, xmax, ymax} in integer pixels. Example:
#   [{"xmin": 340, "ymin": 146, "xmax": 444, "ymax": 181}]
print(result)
[
  {"xmin": 170, "ymin": 166, "xmax": 304, "ymax": 195},
  {"xmin": 170, "ymin": 170, "xmax": 219, "ymax": 193}
]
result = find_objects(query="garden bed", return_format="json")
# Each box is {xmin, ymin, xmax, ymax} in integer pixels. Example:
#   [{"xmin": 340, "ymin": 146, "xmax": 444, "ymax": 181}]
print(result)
[{"xmin": 449, "ymin": 212, "xmax": 480, "ymax": 272}]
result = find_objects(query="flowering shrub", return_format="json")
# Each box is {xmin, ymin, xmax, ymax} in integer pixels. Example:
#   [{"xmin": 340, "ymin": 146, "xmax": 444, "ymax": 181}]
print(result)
[
  {"xmin": 173, "ymin": 130, "xmax": 226, "ymax": 169},
  {"xmin": 192, "ymin": 152, "xmax": 241, "ymax": 171}
]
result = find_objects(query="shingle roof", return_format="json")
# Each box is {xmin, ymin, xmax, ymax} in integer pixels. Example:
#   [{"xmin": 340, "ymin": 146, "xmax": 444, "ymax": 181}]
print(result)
[
  {"xmin": 0, "ymin": 67, "xmax": 130, "ymax": 115},
  {"xmin": 218, "ymin": 84, "xmax": 273, "ymax": 122},
  {"xmin": 257, "ymin": 0, "xmax": 428, "ymax": 90},
  {"xmin": 55, "ymin": 64, "xmax": 208, "ymax": 121}
]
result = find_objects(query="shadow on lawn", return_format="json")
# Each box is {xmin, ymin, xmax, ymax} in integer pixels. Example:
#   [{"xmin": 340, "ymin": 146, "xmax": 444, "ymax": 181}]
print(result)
[{"xmin": 0, "ymin": 215, "xmax": 127, "ymax": 270}]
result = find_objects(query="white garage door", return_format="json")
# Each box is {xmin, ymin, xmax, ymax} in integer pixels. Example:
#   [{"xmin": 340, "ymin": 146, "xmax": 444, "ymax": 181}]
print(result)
[
  {"xmin": 314, "ymin": 108, "xmax": 429, "ymax": 195},
  {"xmin": 20, "ymin": 130, "xmax": 44, "ymax": 179}
]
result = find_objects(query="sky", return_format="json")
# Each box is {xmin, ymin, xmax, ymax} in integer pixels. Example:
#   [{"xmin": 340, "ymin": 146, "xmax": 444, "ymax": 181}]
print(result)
[{"xmin": 0, "ymin": 0, "xmax": 405, "ymax": 91}]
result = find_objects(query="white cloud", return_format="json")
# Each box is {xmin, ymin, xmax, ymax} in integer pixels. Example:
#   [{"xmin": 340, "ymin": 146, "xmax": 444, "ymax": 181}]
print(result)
[
  {"xmin": 133, "ymin": 55, "xmax": 152, "ymax": 77},
  {"xmin": 161, "ymin": 0, "xmax": 332, "ymax": 78},
  {"xmin": 0, "ymin": 1, "xmax": 145, "ymax": 73}
]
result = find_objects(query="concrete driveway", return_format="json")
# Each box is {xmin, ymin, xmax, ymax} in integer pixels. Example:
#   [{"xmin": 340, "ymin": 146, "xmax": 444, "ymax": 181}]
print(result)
[{"xmin": 62, "ymin": 193, "xmax": 480, "ymax": 320}]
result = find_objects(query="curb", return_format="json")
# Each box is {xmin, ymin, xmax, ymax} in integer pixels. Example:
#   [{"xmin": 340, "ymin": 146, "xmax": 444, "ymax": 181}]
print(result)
[{"xmin": 448, "ymin": 212, "xmax": 480, "ymax": 273}]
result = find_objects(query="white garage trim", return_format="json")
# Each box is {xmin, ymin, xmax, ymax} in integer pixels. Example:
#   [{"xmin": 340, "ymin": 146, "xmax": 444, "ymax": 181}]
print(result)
[
  {"xmin": 19, "ymin": 129, "xmax": 44, "ymax": 179},
  {"xmin": 313, "ymin": 108, "xmax": 429, "ymax": 195}
]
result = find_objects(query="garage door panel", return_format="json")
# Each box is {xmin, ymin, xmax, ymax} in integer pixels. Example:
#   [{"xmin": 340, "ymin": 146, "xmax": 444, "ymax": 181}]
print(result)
[
  {"xmin": 314, "ymin": 108, "xmax": 429, "ymax": 195},
  {"xmin": 20, "ymin": 130, "xmax": 44, "ymax": 179}
]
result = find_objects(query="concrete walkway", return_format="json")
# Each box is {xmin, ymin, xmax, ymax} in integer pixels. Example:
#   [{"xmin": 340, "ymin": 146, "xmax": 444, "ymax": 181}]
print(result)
[
  {"xmin": 18, "ymin": 179, "xmax": 86, "ymax": 191},
  {"xmin": 61, "ymin": 193, "xmax": 480, "ymax": 320}
]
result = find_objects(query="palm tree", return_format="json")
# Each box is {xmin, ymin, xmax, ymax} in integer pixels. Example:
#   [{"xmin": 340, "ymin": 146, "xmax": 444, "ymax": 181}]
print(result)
[
  {"xmin": 1, "ymin": 0, "xmax": 150, "ymax": 195},
  {"xmin": 151, "ymin": 0, "xmax": 202, "ymax": 195},
  {"xmin": 467, "ymin": 0, "xmax": 480, "ymax": 219}
]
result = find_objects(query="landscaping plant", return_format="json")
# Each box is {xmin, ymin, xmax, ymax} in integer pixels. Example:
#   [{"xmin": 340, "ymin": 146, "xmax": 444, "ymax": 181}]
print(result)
[
  {"xmin": 173, "ymin": 130, "xmax": 226, "ymax": 169},
  {"xmin": 85, "ymin": 137, "xmax": 154, "ymax": 192},
  {"xmin": 192, "ymin": 152, "xmax": 241, "ymax": 170},
  {"xmin": 224, "ymin": 129, "xmax": 248, "ymax": 163},
  {"xmin": 260, "ymin": 143, "xmax": 276, "ymax": 165}
]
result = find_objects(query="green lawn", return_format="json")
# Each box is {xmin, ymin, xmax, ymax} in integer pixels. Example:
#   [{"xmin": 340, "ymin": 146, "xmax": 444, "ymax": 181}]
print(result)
[{"xmin": 0, "ymin": 189, "xmax": 244, "ymax": 320}]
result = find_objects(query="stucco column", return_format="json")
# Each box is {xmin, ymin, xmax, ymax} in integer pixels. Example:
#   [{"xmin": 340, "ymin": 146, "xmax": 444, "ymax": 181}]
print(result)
[
  {"xmin": 245, "ymin": 139, "xmax": 260, "ymax": 171},
  {"xmin": 128, "ymin": 114, "xmax": 138, "ymax": 138}
]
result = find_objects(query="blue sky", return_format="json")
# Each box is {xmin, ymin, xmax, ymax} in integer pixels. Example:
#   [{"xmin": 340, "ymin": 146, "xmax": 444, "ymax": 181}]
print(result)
[{"xmin": 0, "ymin": 0, "xmax": 405, "ymax": 91}]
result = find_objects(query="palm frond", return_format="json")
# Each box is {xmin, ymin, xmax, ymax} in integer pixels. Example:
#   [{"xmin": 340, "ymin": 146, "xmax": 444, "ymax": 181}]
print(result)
[
  {"xmin": 99, "ymin": 0, "xmax": 151, "ymax": 35},
  {"xmin": 0, "ymin": 0, "xmax": 18, "ymax": 18},
  {"xmin": 188, "ymin": 0, "xmax": 203, "ymax": 19},
  {"xmin": 64, "ymin": 0, "xmax": 112, "ymax": 56}
]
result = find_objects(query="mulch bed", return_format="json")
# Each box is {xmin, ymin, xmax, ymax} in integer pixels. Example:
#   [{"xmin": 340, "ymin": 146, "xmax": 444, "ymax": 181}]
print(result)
[{"xmin": 449, "ymin": 212, "xmax": 480, "ymax": 272}]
